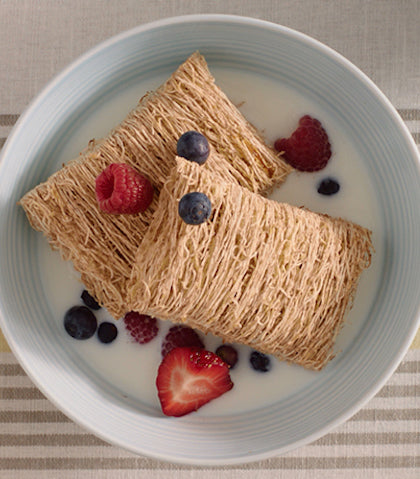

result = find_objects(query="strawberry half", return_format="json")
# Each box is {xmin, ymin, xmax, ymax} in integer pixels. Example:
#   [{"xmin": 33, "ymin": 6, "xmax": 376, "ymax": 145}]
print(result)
[{"xmin": 156, "ymin": 347, "xmax": 234, "ymax": 417}]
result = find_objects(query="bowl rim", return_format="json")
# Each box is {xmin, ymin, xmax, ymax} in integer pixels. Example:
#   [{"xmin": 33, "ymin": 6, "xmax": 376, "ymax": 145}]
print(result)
[{"xmin": 1, "ymin": 14, "xmax": 420, "ymax": 466}]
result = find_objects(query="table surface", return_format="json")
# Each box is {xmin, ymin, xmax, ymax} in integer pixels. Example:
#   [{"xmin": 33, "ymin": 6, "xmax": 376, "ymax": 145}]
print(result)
[{"xmin": 0, "ymin": 1, "xmax": 419, "ymax": 478}]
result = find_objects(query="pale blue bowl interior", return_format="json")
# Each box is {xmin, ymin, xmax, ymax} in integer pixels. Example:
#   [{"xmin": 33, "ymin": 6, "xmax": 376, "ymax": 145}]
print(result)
[{"xmin": 1, "ymin": 15, "xmax": 420, "ymax": 465}]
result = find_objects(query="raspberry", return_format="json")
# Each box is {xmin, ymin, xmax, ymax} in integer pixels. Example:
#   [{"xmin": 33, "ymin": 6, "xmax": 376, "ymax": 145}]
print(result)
[
  {"xmin": 95, "ymin": 163, "xmax": 154, "ymax": 214},
  {"xmin": 161, "ymin": 325, "xmax": 204, "ymax": 357},
  {"xmin": 274, "ymin": 115, "xmax": 332, "ymax": 172},
  {"xmin": 123, "ymin": 312, "xmax": 159, "ymax": 344}
]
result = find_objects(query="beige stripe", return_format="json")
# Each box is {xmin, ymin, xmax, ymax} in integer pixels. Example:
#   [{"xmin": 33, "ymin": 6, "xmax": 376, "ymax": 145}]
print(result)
[
  {"xmin": 0, "ymin": 434, "xmax": 106, "ymax": 447},
  {"xmin": 412, "ymin": 132, "xmax": 420, "ymax": 143},
  {"xmin": 0, "ymin": 114, "xmax": 19, "ymax": 126},
  {"xmin": 0, "ymin": 411, "xmax": 70, "ymax": 423},
  {"xmin": 351, "ymin": 408, "xmax": 420, "ymax": 421},
  {"xmin": 0, "ymin": 364, "xmax": 25, "ymax": 375},
  {"xmin": 0, "ymin": 137, "xmax": 6, "ymax": 149},
  {"xmin": 1, "ymin": 387, "xmax": 45, "ymax": 400},
  {"xmin": 396, "ymin": 361, "xmax": 420, "ymax": 373},
  {"xmin": 0, "ymin": 456, "xmax": 418, "ymax": 470},
  {"xmin": 375, "ymin": 385, "xmax": 420, "ymax": 397},
  {"xmin": 398, "ymin": 109, "xmax": 420, "ymax": 121},
  {"xmin": 315, "ymin": 432, "xmax": 419, "ymax": 446}
]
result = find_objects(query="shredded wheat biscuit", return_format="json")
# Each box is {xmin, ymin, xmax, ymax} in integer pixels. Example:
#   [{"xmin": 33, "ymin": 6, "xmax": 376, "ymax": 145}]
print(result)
[
  {"xmin": 19, "ymin": 52, "xmax": 290, "ymax": 318},
  {"xmin": 127, "ymin": 159, "xmax": 373, "ymax": 370}
]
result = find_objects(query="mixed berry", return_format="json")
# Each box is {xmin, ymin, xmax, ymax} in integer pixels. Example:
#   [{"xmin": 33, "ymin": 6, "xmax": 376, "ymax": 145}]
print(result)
[
  {"xmin": 317, "ymin": 177, "xmax": 340, "ymax": 196},
  {"xmin": 63, "ymin": 123, "xmax": 341, "ymax": 416},
  {"xmin": 95, "ymin": 163, "xmax": 154, "ymax": 215},
  {"xmin": 176, "ymin": 130, "xmax": 210, "ymax": 165},
  {"xmin": 249, "ymin": 351, "xmax": 271, "ymax": 373},
  {"xmin": 274, "ymin": 115, "xmax": 341, "ymax": 197},
  {"xmin": 215, "ymin": 344, "xmax": 238, "ymax": 369},
  {"xmin": 123, "ymin": 312, "xmax": 159, "ymax": 344},
  {"xmin": 156, "ymin": 347, "xmax": 233, "ymax": 417},
  {"xmin": 64, "ymin": 305, "xmax": 97, "ymax": 340},
  {"xmin": 178, "ymin": 192, "xmax": 212, "ymax": 225},
  {"xmin": 97, "ymin": 322, "xmax": 118, "ymax": 344},
  {"xmin": 275, "ymin": 115, "xmax": 332, "ymax": 172},
  {"xmin": 161, "ymin": 325, "xmax": 204, "ymax": 357},
  {"xmin": 81, "ymin": 289, "xmax": 101, "ymax": 310}
]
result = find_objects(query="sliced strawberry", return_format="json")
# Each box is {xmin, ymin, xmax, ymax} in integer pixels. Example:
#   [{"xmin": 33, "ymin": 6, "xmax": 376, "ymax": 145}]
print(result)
[{"xmin": 156, "ymin": 347, "xmax": 234, "ymax": 417}]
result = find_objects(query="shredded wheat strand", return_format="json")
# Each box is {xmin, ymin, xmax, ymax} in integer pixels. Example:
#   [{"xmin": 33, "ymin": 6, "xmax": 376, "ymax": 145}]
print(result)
[{"xmin": 127, "ymin": 159, "xmax": 373, "ymax": 371}]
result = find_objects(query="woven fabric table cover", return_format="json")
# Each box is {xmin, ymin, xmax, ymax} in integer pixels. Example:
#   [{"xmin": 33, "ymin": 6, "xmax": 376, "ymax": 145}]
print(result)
[{"xmin": 0, "ymin": 1, "xmax": 419, "ymax": 477}]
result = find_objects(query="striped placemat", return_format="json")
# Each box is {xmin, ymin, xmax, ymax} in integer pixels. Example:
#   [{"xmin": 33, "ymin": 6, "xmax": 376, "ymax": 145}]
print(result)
[{"xmin": 0, "ymin": 111, "xmax": 419, "ymax": 477}]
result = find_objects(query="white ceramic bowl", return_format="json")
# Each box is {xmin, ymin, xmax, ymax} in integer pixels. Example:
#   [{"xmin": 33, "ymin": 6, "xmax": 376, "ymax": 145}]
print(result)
[{"xmin": 1, "ymin": 15, "xmax": 420, "ymax": 465}]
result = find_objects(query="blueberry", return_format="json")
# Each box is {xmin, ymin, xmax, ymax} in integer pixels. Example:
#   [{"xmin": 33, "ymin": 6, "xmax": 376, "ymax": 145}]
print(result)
[
  {"xmin": 249, "ymin": 351, "xmax": 271, "ymax": 372},
  {"xmin": 215, "ymin": 344, "xmax": 238, "ymax": 369},
  {"xmin": 178, "ymin": 192, "xmax": 212, "ymax": 225},
  {"xmin": 176, "ymin": 131, "xmax": 210, "ymax": 165},
  {"xmin": 81, "ymin": 289, "xmax": 101, "ymax": 310},
  {"xmin": 97, "ymin": 322, "xmax": 118, "ymax": 344},
  {"xmin": 317, "ymin": 177, "xmax": 340, "ymax": 196},
  {"xmin": 64, "ymin": 306, "xmax": 97, "ymax": 339}
]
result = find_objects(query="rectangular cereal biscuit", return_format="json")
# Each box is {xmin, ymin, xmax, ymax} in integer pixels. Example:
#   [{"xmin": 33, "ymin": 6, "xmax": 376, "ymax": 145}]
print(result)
[
  {"xmin": 19, "ymin": 52, "xmax": 290, "ymax": 318},
  {"xmin": 127, "ymin": 159, "xmax": 373, "ymax": 370}
]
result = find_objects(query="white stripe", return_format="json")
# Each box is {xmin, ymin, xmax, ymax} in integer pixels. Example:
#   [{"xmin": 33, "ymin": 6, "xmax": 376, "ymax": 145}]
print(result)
[
  {"xmin": 363, "ymin": 396, "xmax": 419, "ymax": 409},
  {"xmin": 0, "ymin": 443, "xmax": 418, "ymax": 459},
  {"xmin": 0, "ymin": 126, "xmax": 12, "ymax": 138},
  {"xmin": 0, "ymin": 422, "xmax": 84, "ymax": 435},
  {"xmin": 403, "ymin": 119, "xmax": 420, "ymax": 131},
  {"xmin": 0, "ymin": 400, "xmax": 59, "ymax": 411},
  {"xmin": 384, "ymin": 372, "xmax": 420, "ymax": 385},
  {"xmin": 0, "ymin": 375, "xmax": 35, "ymax": 387},
  {"xmin": 334, "ymin": 420, "xmax": 420, "ymax": 433},
  {"xmin": 402, "ymin": 349, "xmax": 420, "ymax": 361},
  {"xmin": 0, "ymin": 353, "xmax": 19, "ymax": 363},
  {"xmin": 282, "ymin": 443, "xmax": 420, "ymax": 458}
]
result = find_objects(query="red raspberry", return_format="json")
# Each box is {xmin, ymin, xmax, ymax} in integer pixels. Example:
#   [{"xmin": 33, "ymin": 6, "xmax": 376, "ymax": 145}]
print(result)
[
  {"xmin": 274, "ymin": 115, "xmax": 332, "ymax": 172},
  {"xmin": 161, "ymin": 325, "xmax": 204, "ymax": 357},
  {"xmin": 95, "ymin": 163, "xmax": 154, "ymax": 214},
  {"xmin": 123, "ymin": 312, "xmax": 159, "ymax": 344}
]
